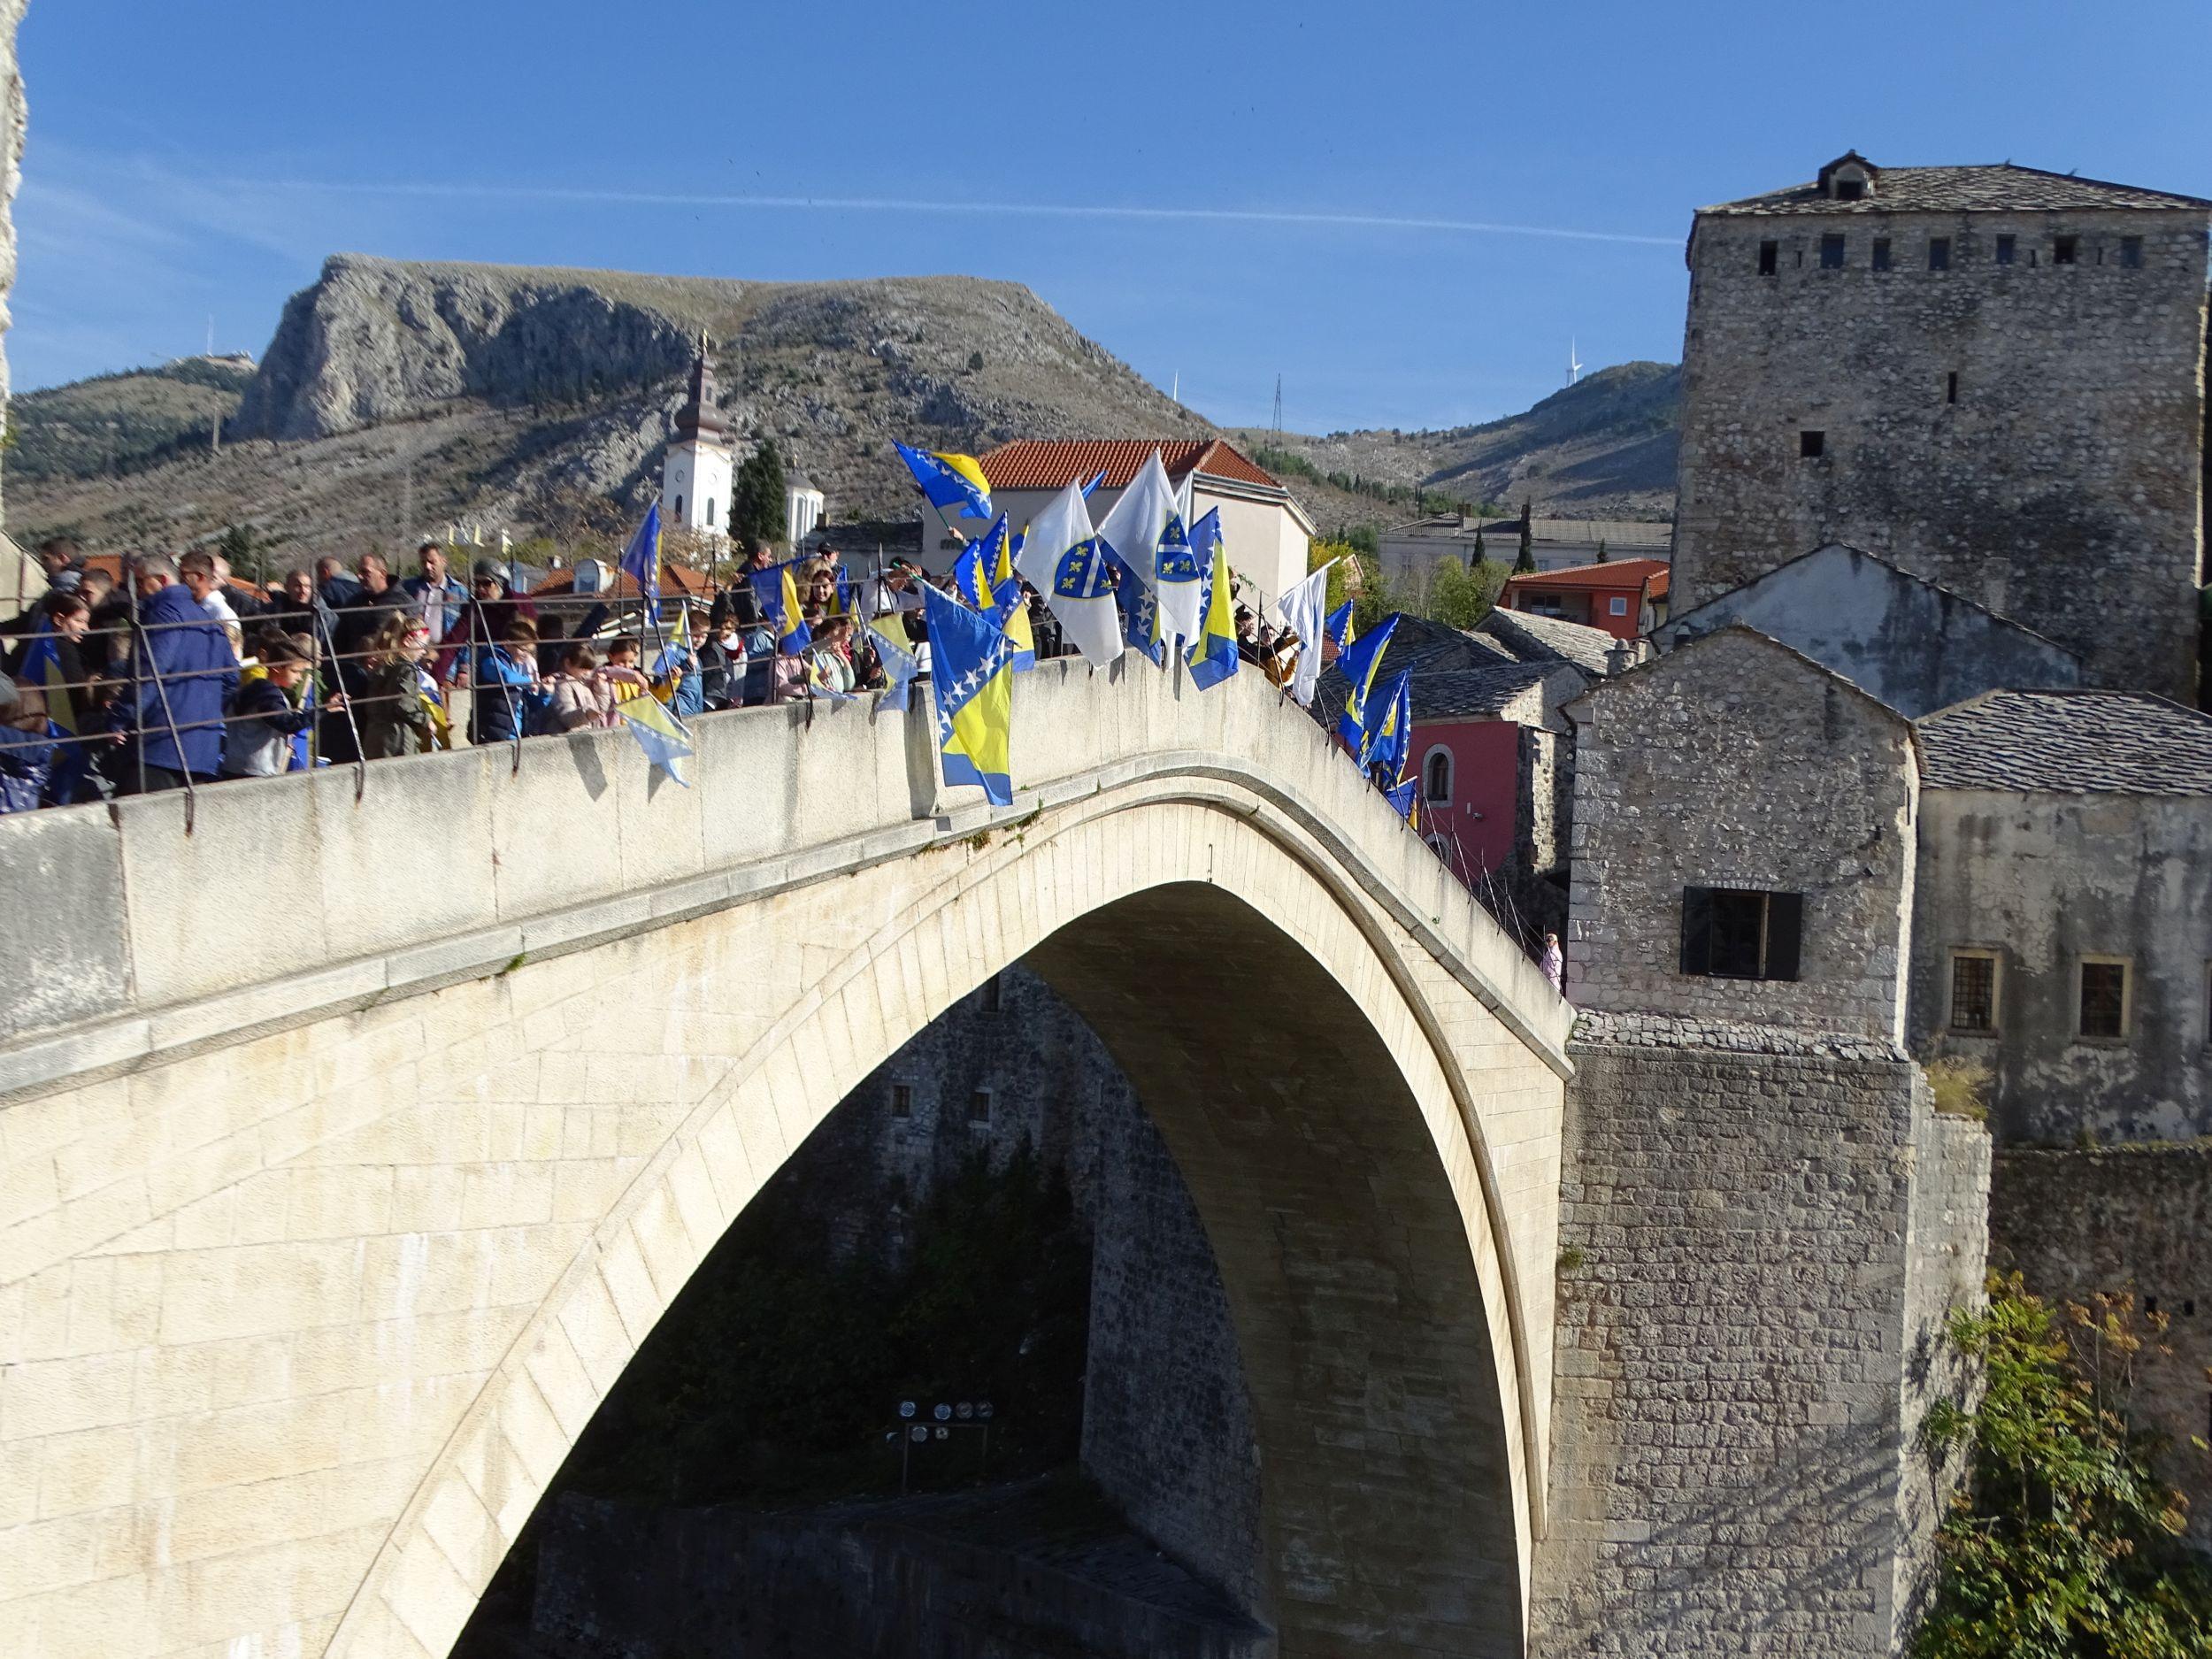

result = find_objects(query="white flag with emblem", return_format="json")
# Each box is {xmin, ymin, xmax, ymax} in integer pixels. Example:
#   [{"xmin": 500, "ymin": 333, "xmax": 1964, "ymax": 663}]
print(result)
[
  {"xmin": 1277, "ymin": 560, "xmax": 1334, "ymax": 707},
  {"xmin": 1014, "ymin": 480, "xmax": 1123, "ymax": 670},
  {"xmin": 1096, "ymin": 449, "xmax": 1202, "ymax": 649}
]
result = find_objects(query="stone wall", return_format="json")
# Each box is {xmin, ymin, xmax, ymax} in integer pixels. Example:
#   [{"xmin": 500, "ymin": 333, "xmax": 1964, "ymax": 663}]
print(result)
[
  {"xmin": 532, "ymin": 1486, "xmax": 1274, "ymax": 1659},
  {"xmin": 1566, "ymin": 626, "xmax": 1919, "ymax": 1041},
  {"xmin": 1532, "ymin": 1016, "xmax": 1989, "ymax": 1656},
  {"xmin": 1080, "ymin": 1055, "xmax": 1263, "ymax": 1616},
  {"xmin": 1910, "ymin": 789, "xmax": 2212, "ymax": 1143},
  {"xmin": 1672, "ymin": 204, "xmax": 2210, "ymax": 699},
  {"xmin": 1989, "ymin": 1145, "xmax": 2212, "ymax": 1552}
]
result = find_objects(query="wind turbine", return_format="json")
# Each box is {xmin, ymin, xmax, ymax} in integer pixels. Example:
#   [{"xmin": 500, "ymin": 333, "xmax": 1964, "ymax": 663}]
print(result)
[{"xmin": 1569, "ymin": 337, "xmax": 1584, "ymax": 387}]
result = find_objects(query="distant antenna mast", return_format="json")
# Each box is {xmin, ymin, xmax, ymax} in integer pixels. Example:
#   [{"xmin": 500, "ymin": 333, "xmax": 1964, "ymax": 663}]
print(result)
[
  {"xmin": 206, "ymin": 314, "xmax": 215, "ymax": 357},
  {"xmin": 1171, "ymin": 369, "xmax": 1179, "ymax": 405},
  {"xmin": 1270, "ymin": 374, "xmax": 1283, "ymax": 447},
  {"xmin": 1569, "ymin": 337, "xmax": 1584, "ymax": 387}
]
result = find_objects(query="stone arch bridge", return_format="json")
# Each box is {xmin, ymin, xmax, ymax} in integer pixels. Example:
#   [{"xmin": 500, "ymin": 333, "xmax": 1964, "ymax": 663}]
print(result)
[{"xmin": 0, "ymin": 663, "xmax": 1571, "ymax": 1659}]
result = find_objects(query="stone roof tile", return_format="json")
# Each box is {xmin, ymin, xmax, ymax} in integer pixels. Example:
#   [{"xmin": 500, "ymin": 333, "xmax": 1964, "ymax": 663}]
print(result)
[
  {"xmin": 1915, "ymin": 689, "xmax": 2212, "ymax": 795},
  {"xmin": 1702, "ymin": 164, "xmax": 2212, "ymax": 218}
]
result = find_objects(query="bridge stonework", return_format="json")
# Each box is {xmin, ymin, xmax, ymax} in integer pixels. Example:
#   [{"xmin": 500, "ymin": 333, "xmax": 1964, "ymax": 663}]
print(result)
[{"xmin": 0, "ymin": 664, "xmax": 1571, "ymax": 1659}]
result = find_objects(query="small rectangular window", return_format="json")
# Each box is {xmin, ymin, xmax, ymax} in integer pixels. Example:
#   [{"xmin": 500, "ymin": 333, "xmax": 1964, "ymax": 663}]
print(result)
[
  {"xmin": 1871, "ymin": 237, "xmax": 1893, "ymax": 271},
  {"xmin": 979, "ymin": 973, "xmax": 1003, "ymax": 1013},
  {"xmin": 891, "ymin": 1083, "xmax": 913, "ymax": 1119},
  {"xmin": 1819, "ymin": 233, "xmax": 1846, "ymax": 270},
  {"xmin": 1609, "ymin": 595, "xmax": 1628, "ymax": 616},
  {"xmin": 1947, "ymin": 372, "xmax": 1959, "ymax": 405},
  {"xmin": 1994, "ymin": 234, "xmax": 2016, "ymax": 265},
  {"xmin": 2121, "ymin": 235, "xmax": 2143, "ymax": 268},
  {"xmin": 1949, "ymin": 951, "xmax": 1998, "ymax": 1033},
  {"xmin": 2078, "ymin": 958, "xmax": 2128, "ymax": 1039},
  {"xmin": 967, "ymin": 1089, "xmax": 993, "ymax": 1124},
  {"xmin": 1757, "ymin": 240, "xmax": 1778, "ymax": 276},
  {"xmin": 1928, "ymin": 237, "xmax": 1951, "ymax": 271},
  {"xmin": 1800, "ymin": 429, "xmax": 1825, "ymax": 458},
  {"xmin": 1833, "ymin": 179, "xmax": 1865, "ymax": 203},
  {"xmin": 2054, "ymin": 234, "xmax": 2078, "ymax": 265},
  {"xmin": 1679, "ymin": 887, "xmax": 1803, "ymax": 982}
]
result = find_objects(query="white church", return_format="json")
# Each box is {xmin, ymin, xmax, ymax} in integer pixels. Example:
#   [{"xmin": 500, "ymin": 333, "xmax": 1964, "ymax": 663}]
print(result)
[
  {"xmin": 657, "ymin": 340, "xmax": 828, "ymax": 550},
  {"xmin": 659, "ymin": 340, "xmax": 734, "ymax": 535}
]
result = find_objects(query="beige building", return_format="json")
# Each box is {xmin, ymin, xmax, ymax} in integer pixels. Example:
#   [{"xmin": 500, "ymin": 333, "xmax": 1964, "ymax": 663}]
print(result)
[{"xmin": 1380, "ymin": 513, "xmax": 1671, "ymax": 603}]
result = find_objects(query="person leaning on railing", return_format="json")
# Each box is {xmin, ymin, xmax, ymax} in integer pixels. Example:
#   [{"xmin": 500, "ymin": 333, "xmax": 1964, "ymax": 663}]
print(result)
[
  {"xmin": 219, "ymin": 634, "xmax": 325, "ymax": 780},
  {"xmin": 353, "ymin": 616, "xmax": 446, "ymax": 758}
]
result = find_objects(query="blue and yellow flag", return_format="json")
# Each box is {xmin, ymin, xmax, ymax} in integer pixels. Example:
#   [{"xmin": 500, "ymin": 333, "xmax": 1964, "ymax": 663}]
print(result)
[
  {"xmin": 618, "ymin": 503, "xmax": 662, "ymax": 599},
  {"xmin": 895, "ymin": 442, "xmax": 992, "ymax": 520},
  {"xmin": 1363, "ymin": 669, "xmax": 1413, "ymax": 775},
  {"xmin": 869, "ymin": 619, "xmax": 921, "ymax": 712},
  {"xmin": 749, "ymin": 560, "xmax": 814, "ymax": 656},
  {"xmin": 1185, "ymin": 510, "xmax": 1238, "ymax": 691},
  {"xmin": 952, "ymin": 516, "xmax": 1008, "ymax": 608},
  {"xmin": 923, "ymin": 583, "xmax": 1015, "ymax": 806},
  {"xmin": 1096, "ymin": 538, "xmax": 1166, "ymax": 666},
  {"xmin": 1333, "ymin": 614, "xmax": 1400, "ymax": 752},
  {"xmin": 611, "ymin": 690, "xmax": 694, "ymax": 786},
  {"xmin": 1325, "ymin": 599, "xmax": 1355, "ymax": 651},
  {"xmin": 992, "ymin": 577, "xmax": 1036, "ymax": 672},
  {"xmin": 1385, "ymin": 776, "xmax": 1419, "ymax": 825}
]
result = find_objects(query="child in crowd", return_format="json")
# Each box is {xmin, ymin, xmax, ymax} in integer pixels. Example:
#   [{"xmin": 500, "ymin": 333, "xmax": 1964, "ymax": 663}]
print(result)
[
  {"xmin": 221, "ymin": 636, "xmax": 322, "ymax": 778},
  {"xmin": 550, "ymin": 643, "xmax": 616, "ymax": 731},
  {"xmin": 472, "ymin": 620, "xmax": 548, "ymax": 743}
]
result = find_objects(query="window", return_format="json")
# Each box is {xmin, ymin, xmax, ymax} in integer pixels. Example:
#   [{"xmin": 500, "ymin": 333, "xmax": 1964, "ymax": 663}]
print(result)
[
  {"xmin": 1871, "ymin": 237, "xmax": 1893, "ymax": 271},
  {"xmin": 1819, "ymin": 233, "xmax": 1846, "ymax": 269},
  {"xmin": 1800, "ymin": 429, "xmax": 1826, "ymax": 458},
  {"xmin": 1757, "ymin": 239, "xmax": 1778, "ymax": 275},
  {"xmin": 1947, "ymin": 372, "xmax": 1959, "ymax": 405},
  {"xmin": 1994, "ymin": 234, "xmax": 2016, "ymax": 265},
  {"xmin": 705, "ymin": 496, "xmax": 717, "ymax": 526},
  {"xmin": 1679, "ymin": 887, "xmax": 1803, "ymax": 982},
  {"xmin": 967, "ymin": 1089, "xmax": 993, "ymax": 1124},
  {"xmin": 1948, "ymin": 951, "xmax": 1999, "ymax": 1033},
  {"xmin": 1833, "ymin": 178, "xmax": 1864, "ymax": 203},
  {"xmin": 2078, "ymin": 957, "xmax": 2129, "ymax": 1039},
  {"xmin": 1927, "ymin": 236, "xmax": 1951, "ymax": 271},
  {"xmin": 2054, "ymin": 234, "xmax": 2078, "ymax": 265},
  {"xmin": 1609, "ymin": 595, "xmax": 1629, "ymax": 616},
  {"xmin": 673, "ymin": 494, "xmax": 685, "ymax": 518},
  {"xmin": 1423, "ymin": 746, "xmax": 1452, "ymax": 806},
  {"xmin": 979, "ymin": 973, "xmax": 1003, "ymax": 1014},
  {"xmin": 2121, "ymin": 235, "xmax": 2143, "ymax": 268},
  {"xmin": 890, "ymin": 1083, "xmax": 913, "ymax": 1119}
]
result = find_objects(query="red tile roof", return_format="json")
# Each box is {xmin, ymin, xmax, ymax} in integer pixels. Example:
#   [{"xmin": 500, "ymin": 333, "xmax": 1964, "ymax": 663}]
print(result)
[
  {"xmin": 977, "ymin": 438, "xmax": 1282, "ymax": 493},
  {"xmin": 1503, "ymin": 557, "xmax": 1671, "ymax": 598}
]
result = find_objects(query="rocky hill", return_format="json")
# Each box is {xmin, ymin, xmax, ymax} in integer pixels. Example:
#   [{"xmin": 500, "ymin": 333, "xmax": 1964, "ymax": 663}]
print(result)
[
  {"xmin": 1232, "ymin": 360, "xmax": 1679, "ymax": 524},
  {"xmin": 9, "ymin": 256, "xmax": 1677, "ymax": 566},
  {"xmin": 11, "ymin": 357, "xmax": 254, "ymax": 483}
]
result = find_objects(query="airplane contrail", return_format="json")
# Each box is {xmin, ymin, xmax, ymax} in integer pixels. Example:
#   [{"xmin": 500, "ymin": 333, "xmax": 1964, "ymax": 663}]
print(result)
[{"xmin": 210, "ymin": 176, "xmax": 1679, "ymax": 248}]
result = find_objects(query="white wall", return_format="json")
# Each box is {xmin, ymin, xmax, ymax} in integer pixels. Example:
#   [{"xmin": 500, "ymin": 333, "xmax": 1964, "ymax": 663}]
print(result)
[{"xmin": 661, "ymin": 439, "xmax": 733, "ymax": 533}]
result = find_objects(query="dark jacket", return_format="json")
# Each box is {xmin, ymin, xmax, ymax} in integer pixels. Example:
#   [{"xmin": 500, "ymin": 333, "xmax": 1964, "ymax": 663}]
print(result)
[
  {"xmin": 113, "ymin": 581, "xmax": 238, "ymax": 778},
  {"xmin": 331, "ymin": 583, "xmax": 413, "ymax": 691},
  {"xmin": 470, "ymin": 649, "xmax": 548, "ymax": 744},
  {"xmin": 220, "ymin": 677, "xmax": 317, "ymax": 778}
]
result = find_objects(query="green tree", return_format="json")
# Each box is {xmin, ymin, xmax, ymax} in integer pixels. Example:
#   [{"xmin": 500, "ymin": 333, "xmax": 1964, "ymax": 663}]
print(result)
[
  {"xmin": 731, "ymin": 441, "xmax": 788, "ymax": 549},
  {"xmin": 219, "ymin": 522, "xmax": 265, "ymax": 585},
  {"xmin": 1471, "ymin": 526, "xmax": 1487, "ymax": 565},
  {"xmin": 1515, "ymin": 512, "xmax": 1536, "ymax": 574},
  {"xmin": 1426, "ymin": 557, "xmax": 1509, "ymax": 630},
  {"xmin": 1594, "ymin": 537, "xmax": 1609, "ymax": 565},
  {"xmin": 1915, "ymin": 1275, "xmax": 2212, "ymax": 1658}
]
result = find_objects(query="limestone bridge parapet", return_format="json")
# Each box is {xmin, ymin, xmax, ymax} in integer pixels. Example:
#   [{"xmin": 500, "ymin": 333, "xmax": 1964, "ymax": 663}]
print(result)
[{"xmin": 0, "ymin": 661, "xmax": 1571, "ymax": 1659}]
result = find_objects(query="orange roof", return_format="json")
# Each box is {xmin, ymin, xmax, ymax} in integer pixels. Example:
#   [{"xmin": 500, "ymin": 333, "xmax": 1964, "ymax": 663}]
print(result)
[
  {"xmin": 977, "ymin": 438, "xmax": 1282, "ymax": 493},
  {"xmin": 1503, "ymin": 557, "xmax": 1670, "ymax": 597}
]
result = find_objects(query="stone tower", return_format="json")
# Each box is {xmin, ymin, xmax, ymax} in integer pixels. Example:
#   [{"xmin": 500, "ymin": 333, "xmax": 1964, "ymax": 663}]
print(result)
[
  {"xmin": 659, "ymin": 335, "xmax": 733, "ymax": 537},
  {"xmin": 1670, "ymin": 151, "xmax": 2212, "ymax": 700}
]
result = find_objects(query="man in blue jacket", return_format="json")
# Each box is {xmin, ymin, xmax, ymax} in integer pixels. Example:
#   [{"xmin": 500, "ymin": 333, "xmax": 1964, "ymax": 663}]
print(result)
[{"xmin": 111, "ymin": 554, "xmax": 239, "ymax": 790}]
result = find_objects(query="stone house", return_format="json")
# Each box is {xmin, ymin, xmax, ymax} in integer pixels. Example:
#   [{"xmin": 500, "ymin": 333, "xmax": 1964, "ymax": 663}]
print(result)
[
  {"xmin": 1379, "ymin": 511, "xmax": 1671, "ymax": 596},
  {"xmin": 1909, "ymin": 689, "xmax": 2212, "ymax": 1143},
  {"xmin": 1671, "ymin": 151, "xmax": 2212, "ymax": 700},
  {"xmin": 1563, "ymin": 625, "xmax": 1920, "ymax": 1041},
  {"xmin": 1655, "ymin": 541, "xmax": 2084, "ymax": 718}
]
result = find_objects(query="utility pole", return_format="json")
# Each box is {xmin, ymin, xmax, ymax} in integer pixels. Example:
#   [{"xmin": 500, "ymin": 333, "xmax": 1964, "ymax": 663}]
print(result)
[{"xmin": 1270, "ymin": 374, "xmax": 1283, "ymax": 449}]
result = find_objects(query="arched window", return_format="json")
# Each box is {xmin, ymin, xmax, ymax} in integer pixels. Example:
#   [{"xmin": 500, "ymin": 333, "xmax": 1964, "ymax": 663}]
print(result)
[
  {"xmin": 673, "ymin": 495, "xmax": 685, "ymax": 520},
  {"xmin": 705, "ymin": 496, "xmax": 717, "ymax": 526},
  {"xmin": 1423, "ymin": 745, "xmax": 1453, "ymax": 806}
]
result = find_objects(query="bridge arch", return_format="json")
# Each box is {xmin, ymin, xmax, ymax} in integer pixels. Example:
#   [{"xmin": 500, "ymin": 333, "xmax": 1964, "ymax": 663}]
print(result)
[{"xmin": 0, "ymin": 666, "xmax": 1566, "ymax": 1659}]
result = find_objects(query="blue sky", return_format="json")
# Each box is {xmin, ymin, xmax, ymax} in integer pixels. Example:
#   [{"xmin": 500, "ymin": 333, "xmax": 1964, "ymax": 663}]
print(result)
[{"xmin": 16, "ymin": 0, "xmax": 2212, "ymax": 432}]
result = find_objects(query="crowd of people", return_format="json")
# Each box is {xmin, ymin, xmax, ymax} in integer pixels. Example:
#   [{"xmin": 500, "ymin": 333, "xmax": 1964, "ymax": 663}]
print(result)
[{"xmin": 0, "ymin": 529, "xmax": 1313, "ymax": 816}]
